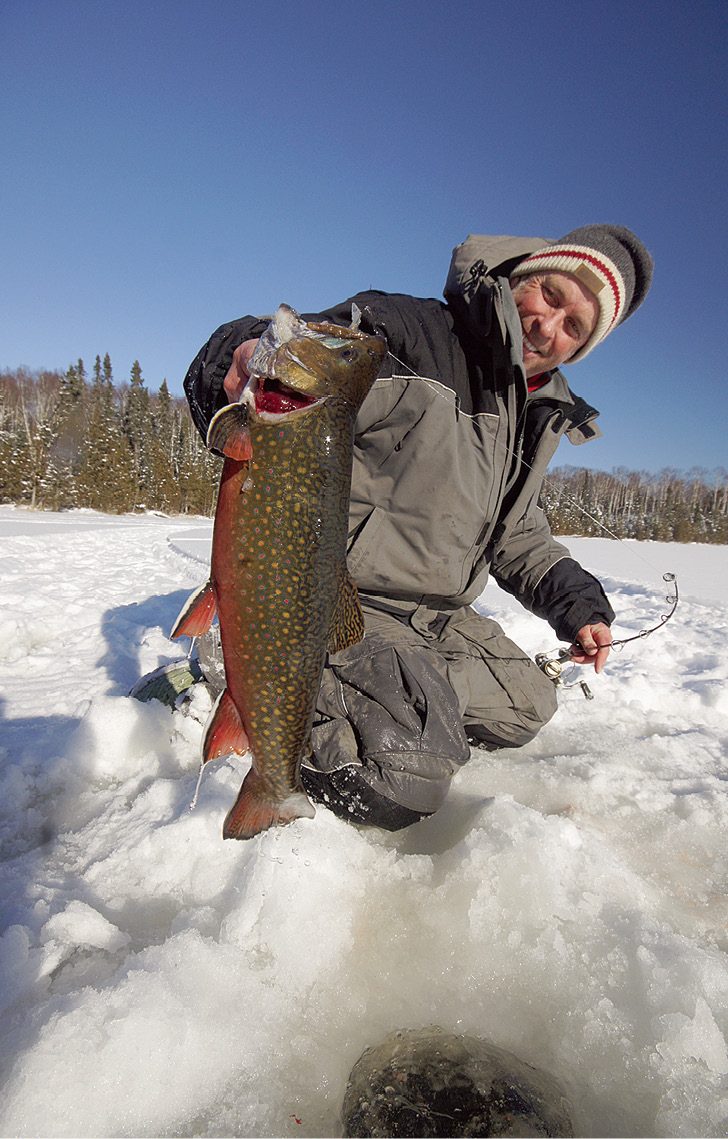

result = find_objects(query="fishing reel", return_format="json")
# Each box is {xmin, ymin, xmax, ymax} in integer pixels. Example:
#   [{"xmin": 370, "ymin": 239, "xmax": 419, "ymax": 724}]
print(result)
[
  {"xmin": 535, "ymin": 572, "xmax": 679, "ymax": 703},
  {"xmin": 535, "ymin": 647, "xmax": 594, "ymax": 701}
]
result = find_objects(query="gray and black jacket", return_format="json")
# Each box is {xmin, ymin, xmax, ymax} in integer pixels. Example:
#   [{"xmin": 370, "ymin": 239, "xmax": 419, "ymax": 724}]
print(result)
[{"xmin": 184, "ymin": 235, "xmax": 614, "ymax": 643}]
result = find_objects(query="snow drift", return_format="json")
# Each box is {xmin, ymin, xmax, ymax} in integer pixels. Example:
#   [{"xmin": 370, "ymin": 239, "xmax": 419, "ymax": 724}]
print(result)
[{"xmin": 0, "ymin": 507, "xmax": 726, "ymax": 1137}]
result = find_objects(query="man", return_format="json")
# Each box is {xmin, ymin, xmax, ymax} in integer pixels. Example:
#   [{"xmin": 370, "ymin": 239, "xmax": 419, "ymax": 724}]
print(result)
[{"xmin": 183, "ymin": 225, "xmax": 653, "ymax": 831}]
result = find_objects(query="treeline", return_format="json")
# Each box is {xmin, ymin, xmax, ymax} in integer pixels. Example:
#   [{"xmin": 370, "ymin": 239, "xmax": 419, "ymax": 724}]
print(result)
[
  {"xmin": 0, "ymin": 358, "xmax": 220, "ymax": 515},
  {"xmin": 2, "ymin": 363, "xmax": 727, "ymax": 542},
  {"xmin": 541, "ymin": 466, "xmax": 728, "ymax": 543}
]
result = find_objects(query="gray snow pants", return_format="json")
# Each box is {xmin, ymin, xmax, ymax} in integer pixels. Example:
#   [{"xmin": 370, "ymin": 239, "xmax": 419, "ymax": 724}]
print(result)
[{"xmin": 301, "ymin": 604, "xmax": 558, "ymax": 831}]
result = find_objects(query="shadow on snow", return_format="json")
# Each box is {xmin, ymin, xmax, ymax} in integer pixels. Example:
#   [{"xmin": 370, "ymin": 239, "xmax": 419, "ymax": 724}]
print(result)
[{"xmin": 98, "ymin": 588, "xmax": 193, "ymax": 695}]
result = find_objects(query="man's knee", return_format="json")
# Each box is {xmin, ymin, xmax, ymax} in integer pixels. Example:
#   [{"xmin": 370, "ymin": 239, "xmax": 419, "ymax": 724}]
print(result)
[
  {"xmin": 308, "ymin": 695, "xmax": 467, "ymax": 829},
  {"xmin": 301, "ymin": 762, "xmax": 433, "ymax": 832},
  {"xmin": 465, "ymin": 662, "xmax": 557, "ymax": 749},
  {"xmin": 439, "ymin": 610, "xmax": 559, "ymax": 750}
]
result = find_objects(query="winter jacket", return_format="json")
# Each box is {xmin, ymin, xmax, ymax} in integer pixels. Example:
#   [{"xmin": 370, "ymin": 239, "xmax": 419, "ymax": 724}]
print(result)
[{"xmin": 183, "ymin": 234, "xmax": 615, "ymax": 643}]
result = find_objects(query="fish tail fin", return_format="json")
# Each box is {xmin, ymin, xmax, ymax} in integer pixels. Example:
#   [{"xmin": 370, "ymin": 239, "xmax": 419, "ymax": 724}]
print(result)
[
  {"xmin": 171, "ymin": 580, "xmax": 217, "ymax": 639},
  {"xmin": 222, "ymin": 769, "xmax": 315, "ymax": 840}
]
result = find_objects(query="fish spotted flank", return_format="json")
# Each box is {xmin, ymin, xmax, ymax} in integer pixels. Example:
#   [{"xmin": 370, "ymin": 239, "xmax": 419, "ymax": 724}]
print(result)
[{"xmin": 172, "ymin": 306, "xmax": 386, "ymax": 839}]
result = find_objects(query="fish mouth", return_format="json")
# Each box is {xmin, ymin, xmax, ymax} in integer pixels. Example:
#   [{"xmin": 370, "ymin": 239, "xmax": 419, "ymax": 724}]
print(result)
[{"xmin": 251, "ymin": 376, "xmax": 323, "ymax": 420}]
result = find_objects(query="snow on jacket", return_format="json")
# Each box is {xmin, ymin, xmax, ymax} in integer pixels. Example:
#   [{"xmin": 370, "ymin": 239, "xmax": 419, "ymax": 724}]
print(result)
[{"xmin": 183, "ymin": 235, "xmax": 615, "ymax": 643}]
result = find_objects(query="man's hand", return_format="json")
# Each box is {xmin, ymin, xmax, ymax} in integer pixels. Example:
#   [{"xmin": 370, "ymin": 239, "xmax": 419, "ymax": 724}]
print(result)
[
  {"xmin": 570, "ymin": 622, "xmax": 612, "ymax": 673},
  {"xmin": 223, "ymin": 339, "xmax": 260, "ymax": 402}
]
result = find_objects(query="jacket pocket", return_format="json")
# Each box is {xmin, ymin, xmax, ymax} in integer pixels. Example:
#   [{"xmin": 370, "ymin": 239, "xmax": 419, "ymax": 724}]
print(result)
[{"xmin": 347, "ymin": 506, "xmax": 387, "ymax": 577}]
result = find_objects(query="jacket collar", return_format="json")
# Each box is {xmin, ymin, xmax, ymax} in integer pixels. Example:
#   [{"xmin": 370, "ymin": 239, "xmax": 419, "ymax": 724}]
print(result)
[{"xmin": 530, "ymin": 369, "xmax": 602, "ymax": 443}]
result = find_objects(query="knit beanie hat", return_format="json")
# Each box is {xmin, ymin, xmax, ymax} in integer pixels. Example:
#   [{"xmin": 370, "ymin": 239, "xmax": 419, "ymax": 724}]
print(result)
[{"xmin": 509, "ymin": 224, "xmax": 654, "ymax": 362}]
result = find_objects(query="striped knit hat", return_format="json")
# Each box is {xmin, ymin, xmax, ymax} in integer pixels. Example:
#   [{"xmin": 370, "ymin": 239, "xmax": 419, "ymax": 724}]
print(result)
[{"xmin": 509, "ymin": 224, "xmax": 654, "ymax": 362}]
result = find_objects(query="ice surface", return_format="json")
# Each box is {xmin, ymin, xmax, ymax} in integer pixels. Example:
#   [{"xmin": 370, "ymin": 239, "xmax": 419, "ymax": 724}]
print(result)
[{"xmin": 0, "ymin": 506, "xmax": 726, "ymax": 1137}]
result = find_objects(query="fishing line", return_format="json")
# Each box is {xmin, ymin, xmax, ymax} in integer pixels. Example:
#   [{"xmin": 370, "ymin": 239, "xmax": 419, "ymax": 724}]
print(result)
[{"xmin": 189, "ymin": 762, "xmax": 205, "ymax": 811}]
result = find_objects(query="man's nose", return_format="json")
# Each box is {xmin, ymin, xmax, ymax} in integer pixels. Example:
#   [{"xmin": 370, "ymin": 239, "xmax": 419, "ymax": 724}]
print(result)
[{"xmin": 538, "ymin": 309, "xmax": 561, "ymax": 337}]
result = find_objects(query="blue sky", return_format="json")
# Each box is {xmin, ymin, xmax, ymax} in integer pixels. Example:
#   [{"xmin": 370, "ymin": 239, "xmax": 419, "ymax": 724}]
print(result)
[{"xmin": 2, "ymin": 0, "xmax": 726, "ymax": 474}]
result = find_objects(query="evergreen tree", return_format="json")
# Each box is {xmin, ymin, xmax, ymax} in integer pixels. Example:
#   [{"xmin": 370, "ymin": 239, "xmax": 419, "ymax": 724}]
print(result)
[
  {"xmin": 77, "ymin": 359, "xmax": 136, "ymax": 511},
  {"xmin": 177, "ymin": 410, "xmax": 220, "ymax": 515},
  {"xmin": 122, "ymin": 360, "xmax": 152, "ymax": 506},
  {"xmin": 147, "ymin": 380, "xmax": 180, "ymax": 512},
  {"xmin": 49, "ymin": 361, "xmax": 89, "ymax": 505}
]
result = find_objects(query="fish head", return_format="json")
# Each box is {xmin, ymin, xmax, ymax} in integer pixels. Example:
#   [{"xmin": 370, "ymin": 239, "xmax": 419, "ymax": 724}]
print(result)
[
  {"xmin": 248, "ymin": 308, "xmax": 386, "ymax": 421},
  {"xmin": 273, "ymin": 323, "xmax": 386, "ymax": 410}
]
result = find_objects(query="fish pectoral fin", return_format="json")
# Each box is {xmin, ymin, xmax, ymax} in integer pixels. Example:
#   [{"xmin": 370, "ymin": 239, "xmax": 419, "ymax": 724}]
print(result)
[
  {"xmin": 206, "ymin": 403, "xmax": 253, "ymax": 461},
  {"xmin": 223, "ymin": 768, "xmax": 315, "ymax": 840},
  {"xmin": 328, "ymin": 571, "xmax": 365, "ymax": 653},
  {"xmin": 171, "ymin": 580, "xmax": 218, "ymax": 638},
  {"xmin": 202, "ymin": 689, "xmax": 250, "ymax": 763}
]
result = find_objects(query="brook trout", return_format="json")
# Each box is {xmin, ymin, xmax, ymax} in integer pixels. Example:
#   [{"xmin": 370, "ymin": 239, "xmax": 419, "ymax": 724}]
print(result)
[{"xmin": 172, "ymin": 305, "xmax": 385, "ymax": 839}]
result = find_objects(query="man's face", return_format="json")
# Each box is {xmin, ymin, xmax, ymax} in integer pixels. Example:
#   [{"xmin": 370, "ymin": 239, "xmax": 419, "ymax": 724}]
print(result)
[{"xmin": 510, "ymin": 271, "xmax": 599, "ymax": 378}]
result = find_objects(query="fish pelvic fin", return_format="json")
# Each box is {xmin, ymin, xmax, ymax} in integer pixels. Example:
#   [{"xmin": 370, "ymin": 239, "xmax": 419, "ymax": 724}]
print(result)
[
  {"xmin": 223, "ymin": 768, "xmax": 315, "ymax": 840},
  {"xmin": 206, "ymin": 403, "xmax": 253, "ymax": 461},
  {"xmin": 328, "ymin": 571, "xmax": 365, "ymax": 653},
  {"xmin": 171, "ymin": 580, "xmax": 218, "ymax": 639},
  {"xmin": 203, "ymin": 689, "xmax": 250, "ymax": 763}
]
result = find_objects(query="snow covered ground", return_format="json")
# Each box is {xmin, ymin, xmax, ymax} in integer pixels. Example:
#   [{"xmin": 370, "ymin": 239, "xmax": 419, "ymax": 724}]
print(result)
[{"xmin": 0, "ymin": 505, "xmax": 726, "ymax": 1138}]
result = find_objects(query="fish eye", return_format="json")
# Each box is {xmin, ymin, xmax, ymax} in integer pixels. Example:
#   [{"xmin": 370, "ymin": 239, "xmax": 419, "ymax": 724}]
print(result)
[{"xmin": 341, "ymin": 348, "xmax": 359, "ymax": 361}]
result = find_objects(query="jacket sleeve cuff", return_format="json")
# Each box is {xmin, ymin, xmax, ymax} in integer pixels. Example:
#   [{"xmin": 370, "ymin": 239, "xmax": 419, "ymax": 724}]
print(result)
[{"xmin": 532, "ymin": 558, "xmax": 615, "ymax": 642}]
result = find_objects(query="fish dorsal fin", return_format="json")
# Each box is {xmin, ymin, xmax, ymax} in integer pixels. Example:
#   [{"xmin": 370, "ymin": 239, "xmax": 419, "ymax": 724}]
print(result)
[
  {"xmin": 328, "ymin": 571, "xmax": 365, "ymax": 653},
  {"xmin": 207, "ymin": 403, "xmax": 253, "ymax": 461},
  {"xmin": 171, "ymin": 580, "xmax": 217, "ymax": 638}
]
